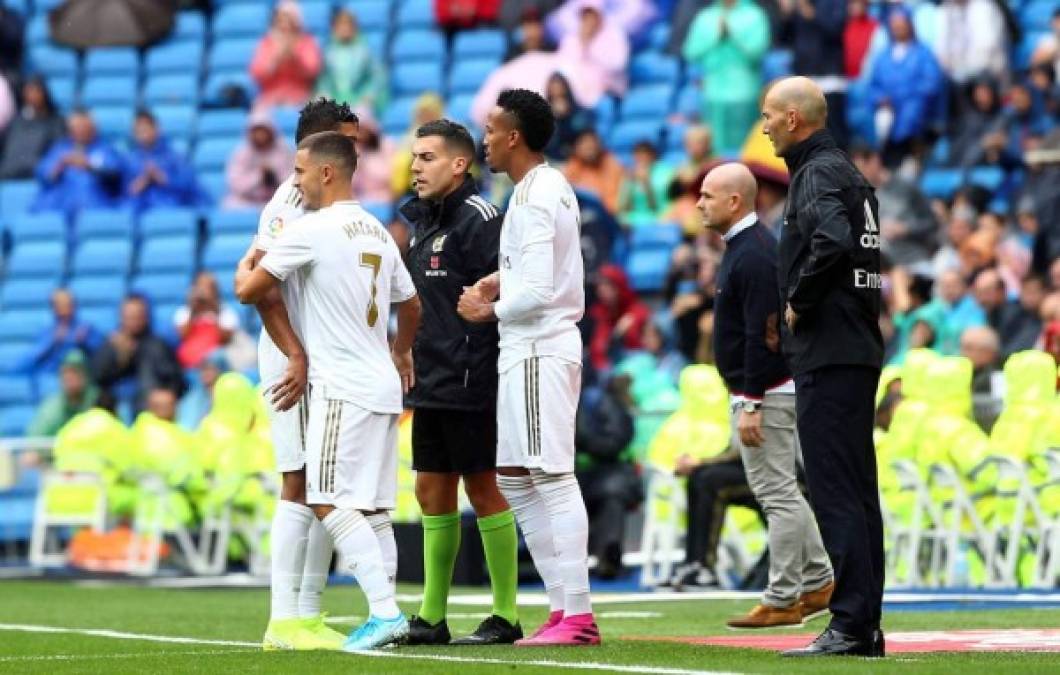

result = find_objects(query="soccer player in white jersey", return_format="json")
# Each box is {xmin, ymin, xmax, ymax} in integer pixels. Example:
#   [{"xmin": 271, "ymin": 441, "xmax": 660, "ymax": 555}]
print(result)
[
  {"xmin": 457, "ymin": 88, "xmax": 599, "ymax": 646},
  {"xmin": 239, "ymin": 100, "xmax": 364, "ymax": 651},
  {"xmin": 237, "ymin": 131, "xmax": 421, "ymax": 651}
]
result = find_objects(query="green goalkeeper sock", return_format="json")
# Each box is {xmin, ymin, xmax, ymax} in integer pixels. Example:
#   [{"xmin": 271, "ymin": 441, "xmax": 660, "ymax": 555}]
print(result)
[
  {"xmin": 478, "ymin": 509, "xmax": 519, "ymax": 625},
  {"xmin": 418, "ymin": 511, "xmax": 461, "ymax": 625}
]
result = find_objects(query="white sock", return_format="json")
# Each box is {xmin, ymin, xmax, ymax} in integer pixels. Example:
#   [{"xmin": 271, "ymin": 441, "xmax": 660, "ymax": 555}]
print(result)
[
  {"xmin": 270, "ymin": 500, "xmax": 315, "ymax": 620},
  {"xmin": 498, "ymin": 474, "xmax": 565, "ymax": 613},
  {"xmin": 298, "ymin": 517, "xmax": 333, "ymax": 619},
  {"xmin": 533, "ymin": 470, "xmax": 593, "ymax": 617},
  {"xmin": 366, "ymin": 512, "xmax": 398, "ymax": 592},
  {"xmin": 321, "ymin": 509, "xmax": 401, "ymax": 619}
]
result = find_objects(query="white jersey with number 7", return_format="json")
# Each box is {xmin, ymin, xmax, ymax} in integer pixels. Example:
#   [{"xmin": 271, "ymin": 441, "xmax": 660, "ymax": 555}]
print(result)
[{"xmin": 260, "ymin": 200, "xmax": 417, "ymax": 414}]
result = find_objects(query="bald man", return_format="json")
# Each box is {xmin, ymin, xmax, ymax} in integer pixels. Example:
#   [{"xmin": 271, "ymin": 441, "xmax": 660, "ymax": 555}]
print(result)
[
  {"xmin": 761, "ymin": 77, "xmax": 886, "ymax": 658},
  {"xmin": 697, "ymin": 163, "xmax": 834, "ymax": 629}
]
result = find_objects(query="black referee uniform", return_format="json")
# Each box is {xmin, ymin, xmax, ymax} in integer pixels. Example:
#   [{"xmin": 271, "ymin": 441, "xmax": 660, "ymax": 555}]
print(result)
[
  {"xmin": 401, "ymin": 176, "xmax": 503, "ymax": 473},
  {"xmin": 778, "ymin": 130, "xmax": 885, "ymax": 645}
]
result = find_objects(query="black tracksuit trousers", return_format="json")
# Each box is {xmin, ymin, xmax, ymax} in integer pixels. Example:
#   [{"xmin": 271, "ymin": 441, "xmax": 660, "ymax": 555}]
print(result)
[{"xmin": 794, "ymin": 365, "xmax": 884, "ymax": 639}]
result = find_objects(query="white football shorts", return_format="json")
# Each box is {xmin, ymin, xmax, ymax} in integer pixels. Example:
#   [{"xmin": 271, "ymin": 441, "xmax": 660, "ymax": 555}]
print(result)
[
  {"xmin": 497, "ymin": 356, "xmax": 581, "ymax": 474},
  {"xmin": 304, "ymin": 394, "xmax": 398, "ymax": 511}
]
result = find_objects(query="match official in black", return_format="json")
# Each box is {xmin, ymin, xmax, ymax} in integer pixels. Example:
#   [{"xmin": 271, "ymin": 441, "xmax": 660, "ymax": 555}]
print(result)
[
  {"xmin": 399, "ymin": 119, "xmax": 522, "ymax": 646},
  {"xmin": 761, "ymin": 77, "xmax": 886, "ymax": 658}
]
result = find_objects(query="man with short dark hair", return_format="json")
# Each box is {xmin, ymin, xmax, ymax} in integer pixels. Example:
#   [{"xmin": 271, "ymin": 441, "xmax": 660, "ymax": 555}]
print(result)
[
  {"xmin": 762, "ymin": 76, "xmax": 885, "ymax": 658},
  {"xmin": 236, "ymin": 98, "xmax": 360, "ymax": 652},
  {"xmin": 459, "ymin": 88, "xmax": 599, "ymax": 646},
  {"xmin": 399, "ymin": 119, "xmax": 522, "ymax": 646},
  {"xmin": 125, "ymin": 109, "xmax": 197, "ymax": 211},
  {"xmin": 237, "ymin": 129, "xmax": 422, "ymax": 651}
]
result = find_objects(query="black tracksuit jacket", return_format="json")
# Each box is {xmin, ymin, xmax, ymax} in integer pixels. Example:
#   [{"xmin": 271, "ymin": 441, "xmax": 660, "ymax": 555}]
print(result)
[
  {"xmin": 778, "ymin": 130, "xmax": 884, "ymax": 375},
  {"xmin": 400, "ymin": 176, "xmax": 502, "ymax": 411}
]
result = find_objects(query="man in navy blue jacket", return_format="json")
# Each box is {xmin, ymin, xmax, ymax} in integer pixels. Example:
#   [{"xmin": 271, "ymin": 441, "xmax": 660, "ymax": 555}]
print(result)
[{"xmin": 697, "ymin": 162, "xmax": 833, "ymax": 630}]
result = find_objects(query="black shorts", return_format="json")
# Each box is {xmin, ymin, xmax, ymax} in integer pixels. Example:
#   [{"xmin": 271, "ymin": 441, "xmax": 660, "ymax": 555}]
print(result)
[{"xmin": 411, "ymin": 407, "xmax": 497, "ymax": 474}]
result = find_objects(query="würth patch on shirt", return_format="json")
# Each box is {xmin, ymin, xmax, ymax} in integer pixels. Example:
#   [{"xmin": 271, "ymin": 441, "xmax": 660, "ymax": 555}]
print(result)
[{"xmin": 426, "ymin": 255, "xmax": 446, "ymax": 277}]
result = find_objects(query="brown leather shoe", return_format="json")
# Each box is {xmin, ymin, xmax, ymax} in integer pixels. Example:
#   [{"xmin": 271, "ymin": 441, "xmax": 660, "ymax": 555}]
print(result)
[
  {"xmin": 798, "ymin": 581, "xmax": 835, "ymax": 621},
  {"xmin": 726, "ymin": 604, "xmax": 803, "ymax": 629}
]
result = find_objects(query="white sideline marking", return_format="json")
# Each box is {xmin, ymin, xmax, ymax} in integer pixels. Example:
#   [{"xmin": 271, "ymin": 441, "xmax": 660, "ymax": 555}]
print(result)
[
  {"xmin": 0, "ymin": 623, "xmax": 737, "ymax": 675},
  {"xmin": 0, "ymin": 649, "xmax": 259, "ymax": 663},
  {"xmin": 326, "ymin": 611, "xmax": 663, "ymax": 623},
  {"xmin": 0, "ymin": 624, "xmax": 258, "ymax": 647}
]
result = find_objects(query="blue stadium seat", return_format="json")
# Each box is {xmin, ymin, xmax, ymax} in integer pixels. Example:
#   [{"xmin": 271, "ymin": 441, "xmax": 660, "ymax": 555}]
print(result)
[
  {"xmin": 631, "ymin": 223, "xmax": 682, "ymax": 251},
  {"xmin": 0, "ymin": 405, "xmax": 35, "ymax": 436},
  {"xmin": 621, "ymin": 85, "xmax": 675, "ymax": 121},
  {"xmin": 381, "ymin": 95, "xmax": 416, "ymax": 136},
  {"xmin": 67, "ymin": 275, "xmax": 128, "ymax": 308},
  {"xmin": 676, "ymin": 83, "xmax": 701, "ymax": 119},
  {"xmin": 626, "ymin": 249, "xmax": 671, "ymax": 293},
  {"xmin": 919, "ymin": 168, "xmax": 963, "ymax": 200},
  {"xmin": 448, "ymin": 58, "xmax": 501, "ymax": 95},
  {"xmin": 138, "ymin": 236, "xmax": 198, "ymax": 275},
  {"xmin": 447, "ymin": 93, "xmax": 474, "ymax": 126},
  {"xmin": 7, "ymin": 211, "xmax": 64, "ymax": 245},
  {"xmin": 969, "ymin": 166, "xmax": 1004, "ymax": 192},
  {"xmin": 0, "ymin": 312, "xmax": 51, "ymax": 344},
  {"xmin": 0, "ymin": 278, "xmax": 56, "ymax": 311},
  {"xmin": 608, "ymin": 120, "xmax": 663, "ymax": 153},
  {"xmin": 152, "ymin": 104, "xmax": 197, "ymax": 139},
  {"xmin": 26, "ymin": 13, "xmax": 49, "ymax": 44},
  {"xmin": 80, "ymin": 76, "xmax": 137, "ymax": 107},
  {"xmin": 762, "ymin": 49, "xmax": 793, "ymax": 83},
  {"xmin": 202, "ymin": 234, "xmax": 250, "ymax": 271},
  {"xmin": 145, "ymin": 41, "xmax": 204, "ymax": 75},
  {"xmin": 131, "ymin": 272, "xmax": 193, "ymax": 305},
  {"xmin": 83, "ymin": 47, "xmax": 140, "ymax": 76},
  {"xmin": 143, "ymin": 74, "xmax": 201, "ymax": 107},
  {"xmin": 301, "ymin": 1, "xmax": 334, "ymax": 35},
  {"xmin": 391, "ymin": 61, "xmax": 445, "ymax": 96},
  {"xmin": 5, "ymin": 241, "xmax": 66, "ymax": 280},
  {"xmin": 207, "ymin": 38, "xmax": 260, "ymax": 74},
  {"xmin": 27, "ymin": 45, "xmax": 77, "ymax": 79},
  {"xmin": 390, "ymin": 29, "xmax": 445, "ymax": 62},
  {"xmin": 78, "ymin": 306, "xmax": 118, "ymax": 336},
  {"xmin": 647, "ymin": 22, "xmax": 670, "ymax": 51},
  {"xmin": 140, "ymin": 207, "xmax": 198, "ymax": 237},
  {"xmin": 926, "ymin": 137, "xmax": 950, "ymax": 167},
  {"xmin": 202, "ymin": 72, "xmax": 257, "ymax": 108},
  {"xmin": 173, "ymin": 11, "xmax": 207, "ymax": 41},
  {"xmin": 91, "ymin": 106, "xmax": 135, "ymax": 144},
  {"xmin": 193, "ymin": 138, "xmax": 240, "ymax": 173},
  {"xmin": 272, "ymin": 106, "xmax": 300, "ymax": 139},
  {"xmin": 0, "ymin": 344, "xmax": 31, "ymax": 370},
  {"xmin": 213, "ymin": 3, "xmax": 271, "ymax": 39},
  {"xmin": 2, "ymin": 0, "xmax": 29, "ymax": 16},
  {"xmin": 196, "ymin": 109, "xmax": 248, "ymax": 140},
  {"xmin": 362, "ymin": 201, "xmax": 393, "ymax": 224},
  {"xmin": 362, "ymin": 29, "xmax": 387, "ymax": 57},
  {"xmin": 74, "ymin": 208, "xmax": 135, "ymax": 242},
  {"xmin": 347, "ymin": 1, "xmax": 392, "ymax": 32},
  {"xmin": 71, "ymin": 239, "xmax": 132, "ymax": 276},
  {"xmin": 629, "ymin": 52, "xmax": 680, "ymax": 87},
  {"xmin": 0, "ymin": 181, "xmax": 38, "ymax": 218},
  {"xmin": 199, "ymin": 172, "xmax": 228, "ymax": 204},
  {"xmin": 152, "ymin": 302, "xmax": 183, "ymax": 339},
  {"xmin": 46, "ymin": 76, "xmax": 77, "ymax": 111},
  {"xmin": 395, "ymin": 0, "xmax": 434, "ymax": 28},
  {"xmin": 594, "ymin": 96, "xmax": 617, "ymax": 132},
  {"xmin": 665, "ymin": 122, "xmax": 687, "ymax": 152},
  {"xmin": 208, "ymin": 209, "xmax": 258, "ymax": 235},
  {"xmin": 452, "ymin": 29, "xmax": 507, "ymax": 60}
]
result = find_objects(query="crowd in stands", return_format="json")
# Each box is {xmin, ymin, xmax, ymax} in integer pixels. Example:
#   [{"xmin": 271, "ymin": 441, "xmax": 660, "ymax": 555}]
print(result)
[{"xmin": 0, "ymin": 0, "xmax": 1059, "ymax": 581}]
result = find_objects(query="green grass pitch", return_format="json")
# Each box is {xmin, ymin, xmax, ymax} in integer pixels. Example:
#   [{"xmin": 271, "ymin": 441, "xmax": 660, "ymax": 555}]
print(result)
[{"xmin": 1, "ymin": 580, "xmax": 1059, "ymax": 674}]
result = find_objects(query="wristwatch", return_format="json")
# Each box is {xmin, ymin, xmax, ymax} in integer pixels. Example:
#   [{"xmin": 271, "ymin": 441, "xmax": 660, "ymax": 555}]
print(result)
[{"xmin": 742, "ymin": 400, "xmax": 761, "ymax": 414}]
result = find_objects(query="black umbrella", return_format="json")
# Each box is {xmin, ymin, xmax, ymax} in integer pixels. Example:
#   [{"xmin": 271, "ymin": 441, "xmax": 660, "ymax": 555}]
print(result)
[{"xmin": 49, "ymin": 0, "xmax": 178, "ymax": 49}]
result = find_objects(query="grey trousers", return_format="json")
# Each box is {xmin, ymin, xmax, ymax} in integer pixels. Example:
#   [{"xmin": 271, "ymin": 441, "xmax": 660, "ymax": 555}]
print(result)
[{"xmin": 732, "ymin": 393, "xmax": 833, "ymax": 608}]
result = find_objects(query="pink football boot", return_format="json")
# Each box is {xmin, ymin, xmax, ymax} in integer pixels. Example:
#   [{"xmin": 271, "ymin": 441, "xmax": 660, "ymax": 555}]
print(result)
[{"xmin": 515, "ymin": 613, "xmax": 601, "ymax": 646}]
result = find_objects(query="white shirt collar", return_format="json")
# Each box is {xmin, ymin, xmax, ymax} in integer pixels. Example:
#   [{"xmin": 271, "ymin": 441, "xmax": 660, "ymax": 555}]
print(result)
[{"xmin": 722, "ymin": 212, "xmax": 758, "ymax": 242}]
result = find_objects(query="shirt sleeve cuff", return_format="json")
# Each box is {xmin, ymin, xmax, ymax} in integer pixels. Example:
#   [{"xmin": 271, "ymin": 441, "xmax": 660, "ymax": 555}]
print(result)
[{"xmin": 258, "ymin": 257, "xmax": 286, "ymax": 282}]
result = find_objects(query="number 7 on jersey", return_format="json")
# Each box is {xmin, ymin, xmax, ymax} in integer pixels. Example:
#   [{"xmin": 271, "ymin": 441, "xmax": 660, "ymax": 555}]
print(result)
[{"xmin": 360, "ymin": 252, "xmax": 381, "ymax": 327}]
